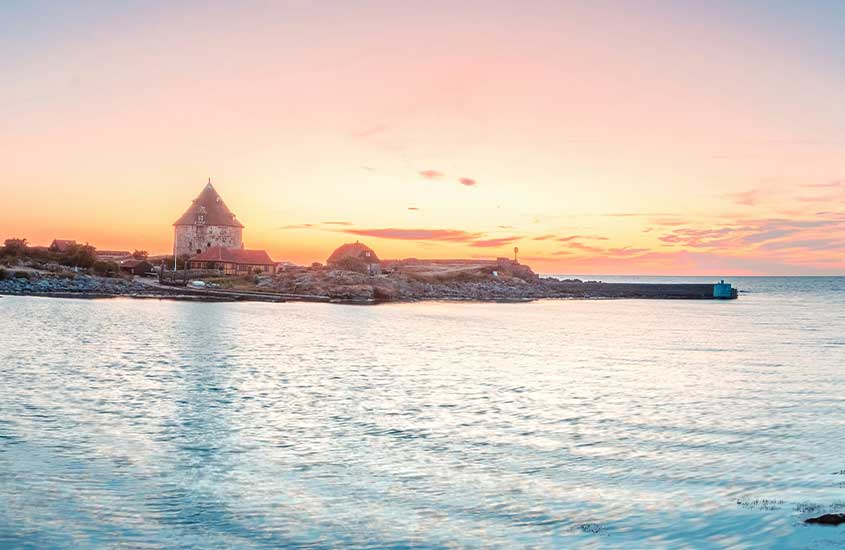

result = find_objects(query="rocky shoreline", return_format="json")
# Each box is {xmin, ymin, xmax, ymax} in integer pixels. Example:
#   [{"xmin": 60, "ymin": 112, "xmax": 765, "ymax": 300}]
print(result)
[{"xmin": 0, "ymin": 259, "xmax": 735, "ymax": 303}]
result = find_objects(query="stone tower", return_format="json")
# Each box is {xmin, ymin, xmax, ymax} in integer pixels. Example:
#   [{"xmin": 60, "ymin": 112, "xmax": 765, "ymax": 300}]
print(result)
[{"xmin": 173, "ymin": 179, "xmax": 244, "ymax": 258}]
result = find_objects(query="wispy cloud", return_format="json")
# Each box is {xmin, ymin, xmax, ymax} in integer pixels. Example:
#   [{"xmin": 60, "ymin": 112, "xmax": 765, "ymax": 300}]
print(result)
[
  {"xmin": 339, "ymin": 226, "xmax": 522, "ymax": 248},
  {"xmin": 655, "ymin": 215, "xmax": 845, "ymax": 259},
  {"xmin": 725, "ymin": 188, "xmax": 769, "ymax": 206},
  {"xmin": 800, "ymin": 180, "xmax": 844, "ymax": 189},
  {"xmin": 759, "ymin": 239, "xmax": 845, "ymax": 251},
  {"xmin": 740, "ymin": 228, "xmax": 800, "ymax": 245},
  {"xmin": 557, "ymin": 234, "xmax": 608, "ymax": 242},
  {"xmin": 458, "ymin": 177, "xmax": 477, "ymax": 187},
  {"xmin": 605, "ymin": 212, "xmax": 673, "ymax": 217},
  {"xmin": 276, "ymin": 223, "xmax": 315, "ymax": 230},
  {"xmin": 419, "ymin": 170, "xmax": 444, "ymax": 179},
  {"xmin": 344, "ymin": 228, "xmax": 482, "ymax": 242},
  {"xmin": 470, "ymin": 236, "xmax": 521, "ymax": 248},
  {"xmin": 351, "ymin": 124, "xmax": 389, "ymax": 138}
]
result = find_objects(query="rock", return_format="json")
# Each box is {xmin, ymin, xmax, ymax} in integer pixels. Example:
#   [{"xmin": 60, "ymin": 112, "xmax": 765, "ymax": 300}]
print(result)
[
  {"xmin": 805, "ymin": 514, "xmax": 845, "ymax": 525},
  {"xmin": 372, "ymin": 282, "xmax": 399, "ymax": 301}
]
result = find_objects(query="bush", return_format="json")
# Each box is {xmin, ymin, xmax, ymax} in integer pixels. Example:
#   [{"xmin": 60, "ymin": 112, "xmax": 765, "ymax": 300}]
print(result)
[
  {"xmin": 0, "ymin": 268, "xmax": 7, "ymax": 280},
  {"xmin": 61, "ymin": 243, "xmax": 97, "ymax": 268},
  {"xmin": 13, "ymin": 271, "xmax": 30, "ymax": 279},
  {"xmin": 1, "ymin": 238, "xmax": 28, "ymax": 257},
  {"xmin": 92, "ymin": 260, "xmax": 119, "ymax": 277}
]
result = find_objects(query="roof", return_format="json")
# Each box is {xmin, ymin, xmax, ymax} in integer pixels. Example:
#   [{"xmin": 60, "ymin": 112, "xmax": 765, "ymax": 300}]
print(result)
[
  {"xmin": 173, "ymin": 181, "xmax": 244, "ymax": 228},
  {"xmin": 327, "ymin": 241, "xmax": 380, "ymax": 264},
  {"xmin": 97, "ymin": 250, "xmax": 131, "ymax": 257},
  {"xmin": 50, "ymin": 239, "xmax": 76, "ymax": 252},
  {"xmin": 189, "ymin": 246, "xmax": 274, "ymax": 265}
]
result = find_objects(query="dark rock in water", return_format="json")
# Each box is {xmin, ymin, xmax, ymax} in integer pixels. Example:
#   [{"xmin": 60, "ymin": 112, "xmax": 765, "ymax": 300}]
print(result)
[{"xmin": 805, "ymin": 514, "xmax": 845, "ymax": 525}]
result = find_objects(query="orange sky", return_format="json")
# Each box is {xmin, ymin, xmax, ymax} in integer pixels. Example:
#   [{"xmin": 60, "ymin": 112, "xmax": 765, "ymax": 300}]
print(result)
[{"xmin": 2, "ymin": 1, "xmax": 844, "ymax": 274}]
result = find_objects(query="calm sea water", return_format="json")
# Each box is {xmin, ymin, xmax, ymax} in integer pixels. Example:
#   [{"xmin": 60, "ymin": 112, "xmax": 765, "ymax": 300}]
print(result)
[{"xmin": 1, "ymin": 277, "xmax": 844, "ymax": 549}]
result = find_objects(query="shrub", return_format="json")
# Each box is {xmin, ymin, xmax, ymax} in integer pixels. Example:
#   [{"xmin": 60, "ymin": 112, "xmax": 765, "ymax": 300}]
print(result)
[
  {"xmin": 1, "ymin": 238, "xmax": 28, "ymax": 257},
  {"xmin": 0, "ymin": 268, "xmax": 8, "ymax": 280},
  {"xmin": 61, "ymin": 243, "xmax": 97, "ymax": 268},
  {"xmin": 13, "ymin": 271, "xmax": 30, "ymax": 279},
  {"xmin": 92, "ymin": 260, "xmax": 119, "ymax": 277}
]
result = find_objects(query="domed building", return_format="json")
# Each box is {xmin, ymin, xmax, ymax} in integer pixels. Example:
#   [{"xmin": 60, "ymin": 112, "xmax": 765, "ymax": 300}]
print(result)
[
  {"xmin": 173, "ymin": 179, "xmax": 244, "ymax": 258},
  {"xmin": 327, "ymin": 241, "xmax": 381, "ymax": 275}
]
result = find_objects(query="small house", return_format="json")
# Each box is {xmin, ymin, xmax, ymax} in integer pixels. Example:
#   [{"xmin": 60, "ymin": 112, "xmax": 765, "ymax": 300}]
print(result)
[
  {"xmin": 188, "ymin": 246, "xmax": 276, "ymax": 275},
  {"xmin": 327, "ymin": 241, "xmax": 381, "ymax": 275},
  {"xmin": 49, "ymin": 239, "xmax": 77, "ymax": 253},
  {"xmin": 119, "ymin": 259, "xmax": 154, "ymax": 276}
]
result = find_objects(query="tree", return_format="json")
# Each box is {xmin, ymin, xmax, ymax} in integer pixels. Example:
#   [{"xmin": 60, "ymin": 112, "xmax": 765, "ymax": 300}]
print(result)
[
  {"xmin": 92, "ymin": 260, "xmax": 119, "ymax": 277},
  {"xmin": 132, "ymin": 250, "xmax": 148, "ymax": 260},
  {"xmin": 2, "ymin": 238, "xmax": 28, "ymax": 256},
  {"xmin": 61, "ymin": 243, "xmax": 97, "ymax": 268}
]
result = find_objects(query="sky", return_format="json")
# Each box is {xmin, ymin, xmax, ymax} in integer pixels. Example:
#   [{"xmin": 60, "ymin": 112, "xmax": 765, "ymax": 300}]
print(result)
[{"xmin": 2, "ymin": 0, "xmax": 845, "ymax": 275}]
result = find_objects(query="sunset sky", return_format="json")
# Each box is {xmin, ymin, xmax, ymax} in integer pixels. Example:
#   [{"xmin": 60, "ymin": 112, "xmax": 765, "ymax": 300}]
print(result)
[{"xmin": 2, "ymin": 1, "xmax": 845, "ymax": 274}]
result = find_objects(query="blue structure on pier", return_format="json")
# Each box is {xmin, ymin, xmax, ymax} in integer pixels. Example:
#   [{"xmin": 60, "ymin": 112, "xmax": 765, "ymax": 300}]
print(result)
[{"xmin": 713, "ymin": 280, "xmax": 733, "ymax": 299}]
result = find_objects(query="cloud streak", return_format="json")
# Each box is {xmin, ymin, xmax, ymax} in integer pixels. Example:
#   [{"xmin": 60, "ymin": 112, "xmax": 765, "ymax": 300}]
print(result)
[
  {"xmin": 419, "ymin": 170, "xmax": 444, "ymax": 180},
  {"xmin": 344, "ymin": 228, "xmax": 482, "ymax": 242},
  {"xmin": 470, "ymin": 236, "xmax": 521, "ymax": 248}
]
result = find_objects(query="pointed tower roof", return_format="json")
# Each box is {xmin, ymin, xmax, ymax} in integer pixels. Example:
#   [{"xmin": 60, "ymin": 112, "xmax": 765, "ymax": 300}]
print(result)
[{"xmin": 173, "ymin": 179, "xmax": 244, "ymax": 228}]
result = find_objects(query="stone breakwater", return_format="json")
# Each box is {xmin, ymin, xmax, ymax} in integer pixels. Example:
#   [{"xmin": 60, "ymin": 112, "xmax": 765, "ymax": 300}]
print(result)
[{"xmin": 0, "ymin": 273, "xmax": 181, "ymax": 299}]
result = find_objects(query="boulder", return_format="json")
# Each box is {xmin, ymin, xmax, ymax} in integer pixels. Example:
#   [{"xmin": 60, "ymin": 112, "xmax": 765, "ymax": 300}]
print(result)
[{"xmin": 805, "ymin": 514, "xmax": 845, "ymax": 525}]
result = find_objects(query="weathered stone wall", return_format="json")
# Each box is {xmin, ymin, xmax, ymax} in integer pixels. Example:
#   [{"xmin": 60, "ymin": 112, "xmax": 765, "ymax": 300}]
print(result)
[{"xmin": 174, "ymin": 224, "xmax": 243, "ymax": 258}]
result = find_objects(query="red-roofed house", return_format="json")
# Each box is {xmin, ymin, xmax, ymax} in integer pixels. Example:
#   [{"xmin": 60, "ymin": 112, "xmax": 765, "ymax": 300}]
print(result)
[
  {"xmin": 49, "ymin": 239, "xmax": 77, "ymax": 253},
  {"xmin": 188, "ymin": 246, "xmax": 276, "ymax": 275},
  {"xmin": 327, "ymin": 241, "xmax": 381, "ymax": 275}
]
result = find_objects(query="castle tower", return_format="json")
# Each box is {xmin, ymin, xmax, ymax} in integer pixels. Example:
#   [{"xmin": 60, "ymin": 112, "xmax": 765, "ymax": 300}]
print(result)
[{"xmin": 173, "ymin": 179, "xmax": 244, "ymax": 258}]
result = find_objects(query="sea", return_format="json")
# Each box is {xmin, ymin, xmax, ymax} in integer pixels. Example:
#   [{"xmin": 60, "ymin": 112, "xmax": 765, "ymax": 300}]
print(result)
[{"xmin": 1, "ymin": 276, "xmax": 844, "ymax": 549}]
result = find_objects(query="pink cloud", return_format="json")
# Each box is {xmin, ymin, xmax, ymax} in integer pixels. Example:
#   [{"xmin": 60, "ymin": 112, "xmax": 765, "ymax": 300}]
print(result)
[
  {"xmin": 557, "ymin": 234, "xmax": 608, "ymax": 242},
  {"xmin": 344, "ymin": 228, "xmax": 481, "ymax": 242},
  {"xmin": 470, "ymin": 236, "xmax": 521, "ymax": 248},
  {"xmin": 800, "ymin": 180, "xmax": 844, "ymax": 189},
  {"xmin": 458, "ymin": 177, "xmax": 477, "ymax": 187},
  {"xmin": 725, "ymin": 188, "xmax": 769, "ymax": 206},
  {"xmin": 352, "ymin": 124, "xmax": 389, "ymax": 138},
  {"xmin": 277, "ymin": 223, "xmax": 315, "ymax": 230},
  {"xmin": 419, "ymin": 170, "xmax": 444, "ymax": 179}
]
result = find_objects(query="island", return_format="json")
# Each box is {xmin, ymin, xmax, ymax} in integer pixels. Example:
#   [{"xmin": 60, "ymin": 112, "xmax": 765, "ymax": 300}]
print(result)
[{"xmin": 0, "ymin": 253, "xmax": 737, "ymax": 304}]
